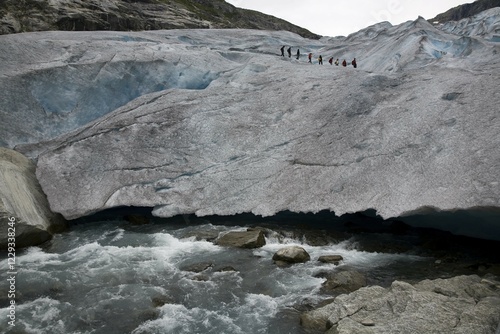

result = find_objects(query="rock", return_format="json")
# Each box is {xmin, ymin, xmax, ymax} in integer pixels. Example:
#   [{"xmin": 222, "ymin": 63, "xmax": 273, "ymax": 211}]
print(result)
[
  {"xmin": 318, "ymin": 255, "xmax": 344, "ymax": 264},
  {"xmin": 180, "ymin": 262, "xmax": 213, "ymax": 273},
  {"xmin": 124, "ymin": 214, "xmax": 150, "ymax": 225},
  {"xmin": 320, "ymin": 270, "xmax": 367, "ymax": 295},
  {"xmin": 0, "ymin": 0, "xmax": 319, "ymax": 39},
  {"xmin": 360, "ymin": 319, "xmax": 375, "ymax": 326},
  {"xmin": 216, "ymin": 266, "xmax": 238, "ymax": 272},
  {"xmin": 301, "ymin": 275, "xmax": 500, "ymax": 334},
  {"xmin": 273, "ymin": 246, "xmax": 311, "ymax": 264},
  {"xmin": 183, "ymin": 230, "xmax": 220, "ymax": 242},
  {"xmin": 151, "ymin": 295, "xmax": 175, "ymax": 308},
  {"xmin": 215, "ymin": 230, "xmax": 266, "ymax": 249},
  {"xmin": 0, "ymin": 148, "xmax": 66, "ymax": 249},
  {"xmin": 191, "ymin": 275, "xmax": 210, "ymax": 282}
]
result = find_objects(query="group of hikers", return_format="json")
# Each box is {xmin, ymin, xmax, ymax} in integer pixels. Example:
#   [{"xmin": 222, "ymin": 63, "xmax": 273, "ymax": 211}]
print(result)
[{"xmin": 280, "ymin": 46, "xmax": 357, "ymax": 68}]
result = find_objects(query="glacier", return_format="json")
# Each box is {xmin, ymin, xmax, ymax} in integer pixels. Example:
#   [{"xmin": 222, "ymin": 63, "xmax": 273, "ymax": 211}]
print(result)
[{"xmin": 1, "ymin": 11, "xmax": 500, "ymax": 239}]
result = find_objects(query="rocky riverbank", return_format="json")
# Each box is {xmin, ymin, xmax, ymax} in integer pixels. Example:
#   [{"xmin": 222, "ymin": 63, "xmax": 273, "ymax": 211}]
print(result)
[
  {"xmin": 0, "ymin": 148, "xmax": 66, "ymax": 249},
  {"xmin": 301, "ymin": 275, "xmax": 500, "ymax": 334}
]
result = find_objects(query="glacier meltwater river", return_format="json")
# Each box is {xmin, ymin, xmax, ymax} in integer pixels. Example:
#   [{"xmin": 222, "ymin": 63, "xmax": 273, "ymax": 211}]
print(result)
[{"xmin": 0, "ymin": 212, "xmax": 493, "ymax": 334}]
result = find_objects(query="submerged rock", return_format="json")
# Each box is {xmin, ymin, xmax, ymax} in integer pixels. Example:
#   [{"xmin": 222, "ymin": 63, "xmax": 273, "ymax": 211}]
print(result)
[
  {"xmin": 301, "ymin": 275, "xmax": 500, "ymax": 333},
  {"xmin": 180, "ymin": 262, "xmax": 213, "ymax": 273},
  {"xmin": 215, "ymin": 229, "xmax": 266, "ymax": 249},
  {"xmin": 0, "ymin": 148, "xmax": 66, "ymax": 249},
  {"xmin": 124, "ymin": 214, "xmax": 150, "ymax": 225},
  {"xmin": 318, "ymin": 255, "xmax": 344, "ymax": 264},
  {"xmin": 273, "ymin": 246, "xmax": 311, "ymax": 264}
]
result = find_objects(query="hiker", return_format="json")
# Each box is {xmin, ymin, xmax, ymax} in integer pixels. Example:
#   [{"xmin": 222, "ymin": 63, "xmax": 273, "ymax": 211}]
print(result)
[
  {"xmin": 287, "ymin": 47, "xmax": 292, "ymax": 58},
  {"xmin": 342, "ymin": 59, "xmax": 347, "ymax": 67},
  {"xmin": 328, "ymin": 57, "xmax": 333, "ymax": 65},
  {"xmin": 318, "ymin": 55, "xmax": 323, "ymax": 65},
  {"xmin": 280, "ymin": 46, "xmax": 285, "ymax": 57},
  {"xmin": 335, "ymin": 58, "xmax": 339, "ymax": 66},
  {"xmin": 308, "ymin": 53, "xmax": 312, "ymax": 63},
  {"xmin": 296, "ymin": 49, "xmax": 300, "ymax": 60},
  {"xmin": 352, "ymin": 58, "xmax": 357, "ymax": 68}
]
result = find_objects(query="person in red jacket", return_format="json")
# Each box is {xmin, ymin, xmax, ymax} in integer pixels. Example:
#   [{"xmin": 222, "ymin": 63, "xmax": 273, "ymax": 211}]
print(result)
[
  {"xmin": 308, "ymin": 53, "xmax": 313, "ymax": 63},
  {"xmin": 342, "ymin": 59, "xmax": 347, "ymax": 67}
]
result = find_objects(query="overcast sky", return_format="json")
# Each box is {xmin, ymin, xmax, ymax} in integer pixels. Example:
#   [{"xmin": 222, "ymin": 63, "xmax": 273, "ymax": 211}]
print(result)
[{"xmin": 226, "ymin": 0, "xmax": 471, "ymax": 37}]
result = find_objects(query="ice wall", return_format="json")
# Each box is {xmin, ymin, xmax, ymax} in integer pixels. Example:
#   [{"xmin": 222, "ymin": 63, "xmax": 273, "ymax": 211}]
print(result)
[
  {"xmin": 1, "ymin": 15, "xmax": 499, "ymax": 240},
  {"xmin": 0, "ymin": 31, "xmax": 235, "ymax": 148}
]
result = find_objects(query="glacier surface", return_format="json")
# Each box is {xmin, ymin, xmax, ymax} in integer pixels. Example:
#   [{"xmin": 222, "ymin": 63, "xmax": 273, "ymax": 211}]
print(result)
[{"xmin": 1, "ymin": 14, "xmax": 499, "ymax": 237}]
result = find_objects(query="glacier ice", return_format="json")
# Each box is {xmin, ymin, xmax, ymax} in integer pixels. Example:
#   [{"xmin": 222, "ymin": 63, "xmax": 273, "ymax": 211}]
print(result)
[{"xmin": 1, "ymin": 15, "xmax": 500, "ymax": 238}]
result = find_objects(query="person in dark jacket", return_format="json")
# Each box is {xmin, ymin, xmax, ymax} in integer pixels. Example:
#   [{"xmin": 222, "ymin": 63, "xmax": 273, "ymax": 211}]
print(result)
[
  {"xmin": 328, "ymin": 57, "xmax": 333, "ymax": 65},
  {"xmin": 318, "ymin": 55, "xmax": 323, "ymax": 65},
  {"xmin": 352, "ymin": 58, "xmax": 357, "ymax": 68},
  {"xmin": 287, "ymin": 47, "xmax": 292, "ymax": 58},
  {"xmin": 308, "ymin": 53, "xmax": 313, "ymax": 63},
  {"xmin": 296, "ymin": 49, "xmax": 300, "ymax": 60},
  {"xmin": 280, "ymin": 46, "xmax": 285, "ymax": 57},
  {"xmin": 342, "ymin": 59, "xmax": 347, "ymax": 67}
]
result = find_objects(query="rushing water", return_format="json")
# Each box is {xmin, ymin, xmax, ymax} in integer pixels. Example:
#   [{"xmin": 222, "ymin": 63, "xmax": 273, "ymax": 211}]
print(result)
[{"xmin": 1, "ymin": 212, "xmax": 493, "ymax": 334}]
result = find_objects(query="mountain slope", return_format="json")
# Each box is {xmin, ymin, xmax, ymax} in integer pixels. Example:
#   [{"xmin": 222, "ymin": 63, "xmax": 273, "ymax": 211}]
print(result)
[
  {"xmin": 429, "ymin": 0, "xmax": 500, "ymax": 23},
  {"xmin": 0, "ymin": 0, "xmax": 320, "ymax": 39}
]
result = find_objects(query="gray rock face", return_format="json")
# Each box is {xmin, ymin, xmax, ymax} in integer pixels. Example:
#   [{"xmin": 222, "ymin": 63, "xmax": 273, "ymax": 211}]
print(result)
[
  {"xmin": 272, "ymin": 246, "xmax": 311, "ymax": 264},
  {"xmin": 301, "ymin": 275, "xmax": 500, "ymax": 333},
  {"xmin": 0, "ymin": 148, "xmax": 66, "ymax": 249},
  {"xmin": 215, "ymin": 229, "xmax": 266, "ymax": 249},
  {"xmin": 0, "ymin": 0, "xmax": 319, "ymax": 39}
]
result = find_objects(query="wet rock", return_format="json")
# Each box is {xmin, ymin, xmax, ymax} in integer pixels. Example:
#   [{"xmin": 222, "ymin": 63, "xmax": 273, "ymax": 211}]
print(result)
[
  {"xmin": 0, "ymin": 148, "xmax": 66, "ymax": 249},
  {"xmin": 124, "ymin": 214, "xmax": 150, "ymax": 225},
  {"xmin": 215, "ymin": 229, "xmax": 266, "ymax": 249},
  {"xmin": 273, "ymin": 246, "xmax": 311, "ymax": 264},
  {"xmin": 138, "ymin": 309, "xmax": 160, "ymax": 322},
  {"xmin": 318, "ymin": 255, "xmax": 344, "ymax": 264},
  {"xmin": 302, "ymin": 275, "xmax": 500, "ymax": 333},
  {"xmin": 180, "ymin": 262, "xmax": 213, "ymax": 273},
  {"xmin": 216, "ymin": 266, "xmax": 238, "ymax": 272},
  {"xmin": 184, "ymin": 230, "xmax": 220, "ymax": 242},
  {"xmin": 320, "ymin": 270, "xmax": 367, "ymax": 295},
  {"xmin": 152, "ymin": 295, "xmax": 175, "ymax": 308},
  {"xmin": 192, "ymin": 275, "xmax": 210, "ymax": 282},
  {"xmin": 388, "ymin": 220, "xmax": 412, "ymax": 235}
]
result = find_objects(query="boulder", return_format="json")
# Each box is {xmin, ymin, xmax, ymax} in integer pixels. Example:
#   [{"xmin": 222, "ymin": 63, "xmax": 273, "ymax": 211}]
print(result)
[
  {"xmin": 215, "ymin": 229, "xmax": 266, "ymax": 249},
  {"xmin": 318, "ymin": 255, "xmax": 344, "ymax": 264},
  {"xmin": 0, "ymin": 148, "xmax": 66, "ymax": 249},
  {"xmin": 180, "ymin": 262, "xmax": 213, "ymax": 273},
  {"xmin": 320, "ymin": 270, "xmax": 367, "ymax": 295},
  {"xmin": 273, "ymin": 246, "xmax": 311, "ymax": 264},
  {"xmin": 301, "ymin": 275, "xmax": 500, "ymax": 334}
]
